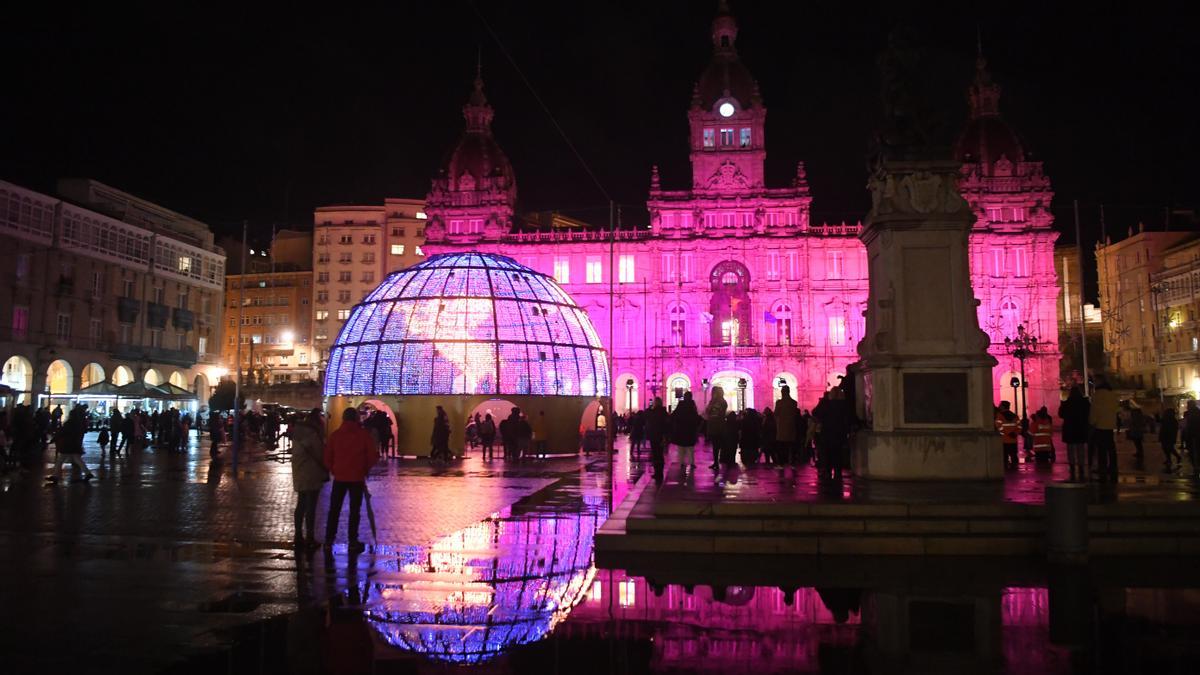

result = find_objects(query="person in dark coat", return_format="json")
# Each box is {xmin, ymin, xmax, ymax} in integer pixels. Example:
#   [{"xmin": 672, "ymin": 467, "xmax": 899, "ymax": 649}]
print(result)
[
  {"xmin": 1126, "ymin": 405, "xmax": 1146, "ymax": 463},
  {"xmin": 670, "ymin": 391, "xmax": 701, "ymax": 470},
  {"xmin": 1184, "ymin": 401, "xmax": 1200, "ymax": 478},
  {"xmin": 109, "ymin": 409, "xmax": 124, "ymax": 458},
  {"xmin": 430, "ymin": 406, "xmax": 451, "ymax": 460},
  {"xmin": 46, "ymin": 405, "xmax": 92, "ymax": 483},
  {"xmin": 629, "ymin": 410, "xmax": 646, "ymax": 458},
  {"xmin": 813, "ymin": 389, "xmax": 851, "ymax": 481},
  {"xmin": 740, "ymin": 408, "xmax": 762, "ymax": 466},
  {"xmin": 643, "ymin": 397, "xmax": 669, "ymax": 481},
  {"xmin": 721, "ymin": 411, "xmax": 740, "ymax": 466},
  {"xmin": 514, "ymin": 412, "xmax": 533, "ymax": 461},
  {"xmin": 761, "ymin": 408, "xmax": 776, "ymax": 464},
  {"xmin": 1057, "ymin": 386, "xmax": 1090, "ymax": 481},
  {"xmin": 499, "ymin": 409, "xmax": 518, "ymax": 460},
  {"xmin": 1159, "ymin": 407, "xmax": 1181, "ymax": 472},
  {"xmin": 479, "ymin": 413, "xmax": 497, "ymax": 460}
]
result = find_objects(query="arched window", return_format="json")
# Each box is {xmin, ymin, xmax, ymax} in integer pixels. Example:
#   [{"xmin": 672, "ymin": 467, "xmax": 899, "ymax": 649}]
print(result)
[
  {"xmin": 668, "ymin": 303, "xmax": 688, "ymax": 346},
  {"xmin": 772, "ymin": 302, "xmax": 793, "ymax": 345},
  {"xmin": 709, "ymin": 261, "xmax": 752, "ymax": 346},
  {"xmin": 999, "ymin": 297, "xmax": 1021, "ymax": 338}
]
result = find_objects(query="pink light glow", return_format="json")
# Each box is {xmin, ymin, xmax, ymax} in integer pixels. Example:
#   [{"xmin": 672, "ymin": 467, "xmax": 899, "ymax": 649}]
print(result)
[{"xmin": 421, "ymin": 7, "xmax": 1060, "ymax": 413}]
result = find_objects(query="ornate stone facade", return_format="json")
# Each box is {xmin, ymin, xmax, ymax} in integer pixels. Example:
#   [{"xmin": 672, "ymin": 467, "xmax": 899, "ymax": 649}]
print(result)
[{"xmin": 423, "ymin": 7, "xmax": 1061, "ymax": 415}]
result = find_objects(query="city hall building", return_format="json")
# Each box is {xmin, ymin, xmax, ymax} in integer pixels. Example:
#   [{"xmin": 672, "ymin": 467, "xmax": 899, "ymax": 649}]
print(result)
[{"xmin": 420, "ymin": 7, "xmax": 1061, "ymax": 415}]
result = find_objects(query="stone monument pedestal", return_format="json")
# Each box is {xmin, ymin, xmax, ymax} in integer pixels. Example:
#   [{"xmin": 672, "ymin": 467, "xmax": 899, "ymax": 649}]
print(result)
[{"xmin": 853, "ymin": 157, "xmax": 1003, "ymax": 481}]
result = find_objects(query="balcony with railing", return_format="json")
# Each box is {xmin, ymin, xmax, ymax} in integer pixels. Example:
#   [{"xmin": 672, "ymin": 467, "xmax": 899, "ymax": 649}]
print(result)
[{"xmin": 651, "ymin": 343, "xmax": 811, "ymax": 359}]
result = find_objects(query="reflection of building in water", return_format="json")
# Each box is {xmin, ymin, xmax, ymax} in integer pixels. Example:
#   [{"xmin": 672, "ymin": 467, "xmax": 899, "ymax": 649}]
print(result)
[
  {"xmin": 364, "ymin": 496, "xmax": 606, "ymax": 665},
  {"xmin": 561, "ymin": 572, "xmax": 861, "ymax": 671}
]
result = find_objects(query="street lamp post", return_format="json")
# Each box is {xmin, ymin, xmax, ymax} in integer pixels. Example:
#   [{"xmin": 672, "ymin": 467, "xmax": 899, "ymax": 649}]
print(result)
[
  {"xmin": 1010, "ymin": 376, "xmax": 1020, "ymax": 415},
  {"xmin": 1004, "ymin": 324, "xmax": 1038, "ymax": 423},
  {"xmin": 625, "ymin": 378, "xmax": 634, "ymax": 414},
  {"xmin": 737, "ymin": 377, "xmax": 747, "ymax": 412}
]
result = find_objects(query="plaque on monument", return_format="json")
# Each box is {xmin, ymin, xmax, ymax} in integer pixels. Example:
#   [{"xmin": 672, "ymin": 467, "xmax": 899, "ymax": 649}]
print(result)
[{"xmin": 902, "ymin": 372, "xmax": 968, "ymax": 424}]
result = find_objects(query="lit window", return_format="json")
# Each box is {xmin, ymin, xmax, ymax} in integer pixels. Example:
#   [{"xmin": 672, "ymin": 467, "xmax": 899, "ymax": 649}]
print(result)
[
  {"xmin": 553, "ymin": 257, "xmax": 571, "ymax": 284},
  {"xmin": 178, "ymin": 256, "xmax": 193, "ymax": 273},
  {"xmin": 618, "ymin": 255, "xmax": 635, "ymax": 283},
  {"xmin": 829, "ymin": 251, "xmax": 844, "ymax": 279},
  {"xmin": 415, "ymin": 246, "xmax": 424, "ymax": 256},
  {"xmin": 740, "ymin": 128, "xmax": 751, "ymax": 147},
  {"xmin": 315, "ymin": 310, "xmax": 329, "ymax": 321},
  {"xmin": 415, "ymin": 211, "xmax": 427, "ymax": 220},
  {"xmin": 774, "ymin": 303, "xmax": 793, "ymax": 345},
  {"xmin": 586, "ymin": 256, "xmax": 602, "ymax": 284},
  {"xmin": 828, "ymin": 316, "xmax": 847, "ymax": 346},
  {"xmin": 720, "ymin": 128, "xmax": 734, "ymax": 146},
  {"xmin": 703, "ymin": 128, "xmax": 715, "ymax": 148},
  {"xmin": 337, "ymin": 309, "xmax": 350, "ymax": 320},
  {"xmin": 1193, "ymin": 337, "xmax": 1198, "ymax": 352},
  {"xmin": 618, "ymin": 579, "xmax": 636, "ymax": 608}
]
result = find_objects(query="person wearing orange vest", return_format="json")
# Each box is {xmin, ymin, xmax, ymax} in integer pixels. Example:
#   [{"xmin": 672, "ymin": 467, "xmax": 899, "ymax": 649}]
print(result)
[
  {"xmin": 995, "ymin": 401, "xmax": 1020, "ymax": 470},
  {"xmin": 1031, "ymin": 407, "xmax": 1054, "ymax": 462}
]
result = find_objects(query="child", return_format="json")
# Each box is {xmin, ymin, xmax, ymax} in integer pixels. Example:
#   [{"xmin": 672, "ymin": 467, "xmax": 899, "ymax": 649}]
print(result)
[{"xmin": 98, "ymin": 427, "xmax": 110, "ymax": 455}]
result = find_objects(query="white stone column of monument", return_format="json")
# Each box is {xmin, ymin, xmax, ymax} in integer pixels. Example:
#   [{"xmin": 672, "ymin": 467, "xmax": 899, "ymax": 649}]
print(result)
[{"xmin": 853, "ymin": 156, "xmax": 1003, "ymax": 480}]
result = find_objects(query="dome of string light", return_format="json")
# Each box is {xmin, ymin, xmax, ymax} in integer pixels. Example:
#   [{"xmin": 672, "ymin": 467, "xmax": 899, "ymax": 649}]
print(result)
[{"xmin": 323, "ymin": 252, "xmax": 610, "ymax": 398}]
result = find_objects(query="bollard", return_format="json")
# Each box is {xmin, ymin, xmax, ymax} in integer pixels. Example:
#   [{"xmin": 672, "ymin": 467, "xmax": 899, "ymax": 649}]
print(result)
[{"xmin": 1045, "ymin": 483, "xmax": 1089, "ymax": 564}]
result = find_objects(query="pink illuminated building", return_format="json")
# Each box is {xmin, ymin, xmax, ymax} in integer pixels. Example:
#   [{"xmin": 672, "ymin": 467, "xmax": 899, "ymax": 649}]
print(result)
[{"xmin": 423, "ymin": 6, "xmax": 1059, "ymax": 414}]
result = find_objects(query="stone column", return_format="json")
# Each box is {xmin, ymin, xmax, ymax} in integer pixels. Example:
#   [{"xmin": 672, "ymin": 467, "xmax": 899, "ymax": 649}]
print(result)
[{"xmin": 853, "ymin": 158, "xmax": 1003, "ymax": 480}]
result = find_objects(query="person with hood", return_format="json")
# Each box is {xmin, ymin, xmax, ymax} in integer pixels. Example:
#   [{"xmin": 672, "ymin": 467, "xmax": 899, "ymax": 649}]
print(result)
[
  {"xmin": 1057, "ymin": 386, "xmax": 1090, "ymax": 481},
  {"xmin": 705, "ymin": 387, "xmax": 728, "ymax": 469},
  {"xmin": 290, "ymin": 409, "xmax": 328, "ymax": 549},
  {"xmin": 774, "ymin": 386, "xmax": 799, "ymax": 467},
  {"xmin": 670, "ymin": 391, "xmax": 702, "ymax": 470},
  {"xmin": 324, "ymin": 407, "xmax": 379, "ymax": 552}
]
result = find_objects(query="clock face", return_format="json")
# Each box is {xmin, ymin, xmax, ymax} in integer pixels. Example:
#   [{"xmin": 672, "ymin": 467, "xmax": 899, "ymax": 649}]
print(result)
[{"xmin": 718, "ymin": 102, "xmax": 735, "ymax": 118}]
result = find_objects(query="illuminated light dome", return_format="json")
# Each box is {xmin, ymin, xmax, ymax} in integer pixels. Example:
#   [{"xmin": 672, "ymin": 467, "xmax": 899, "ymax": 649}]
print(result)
[{"xmin": 324, "ymin": 252, "xmax": 610, "ymax": 398}]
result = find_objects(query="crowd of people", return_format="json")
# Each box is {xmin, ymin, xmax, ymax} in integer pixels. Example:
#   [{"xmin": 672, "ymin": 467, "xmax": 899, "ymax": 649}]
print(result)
[
  {"xmin": 619, "ymin": 383, "xmax": 857, "ymax": 484},
  {"xmin": 463, "ymin": 407, "xmax": 548, "ymax": 461},
  {"xmin": 1052, "ymin": 377, "xmax": 1200, "ymax": 482}
]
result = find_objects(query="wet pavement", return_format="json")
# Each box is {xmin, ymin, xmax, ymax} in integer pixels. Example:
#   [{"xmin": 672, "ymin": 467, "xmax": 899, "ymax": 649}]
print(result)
[{"xmin": 2, "ymin": 433, "xmax": 1200, "ymax": 674}]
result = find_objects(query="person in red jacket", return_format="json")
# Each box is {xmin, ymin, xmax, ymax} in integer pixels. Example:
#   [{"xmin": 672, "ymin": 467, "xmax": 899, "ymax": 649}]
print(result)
[{"xmin": 324, "ymin": 408, "xmax": 379, "ymax": 552}]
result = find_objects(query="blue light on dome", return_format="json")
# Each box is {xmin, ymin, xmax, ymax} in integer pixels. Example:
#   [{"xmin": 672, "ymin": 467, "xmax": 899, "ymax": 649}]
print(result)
[{"xmin": 324, "ymin": 252, "xmax": 610, "ymax": 398}]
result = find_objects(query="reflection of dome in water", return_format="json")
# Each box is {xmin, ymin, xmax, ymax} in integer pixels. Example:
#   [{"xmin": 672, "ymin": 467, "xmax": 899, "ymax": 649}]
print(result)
[
  {"xmin": 365, "ymin": 504, "xmax": 604, "ymax": 664},
  {"xmin": 324, "ymin": 252, "xmax": 610, "ymax": 398}
]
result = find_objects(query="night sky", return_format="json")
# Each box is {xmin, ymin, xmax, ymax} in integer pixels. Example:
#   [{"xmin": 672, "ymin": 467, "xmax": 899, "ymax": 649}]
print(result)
[{"xmin": 3, "ymin": 2, "xmax": 1196, "ymax": 255}]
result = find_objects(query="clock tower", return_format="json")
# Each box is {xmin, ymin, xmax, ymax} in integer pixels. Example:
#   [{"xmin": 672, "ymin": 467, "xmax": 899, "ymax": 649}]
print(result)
[{"xmin": 688, "ymin": 1, "xmax": 767, "ymax": 192}]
